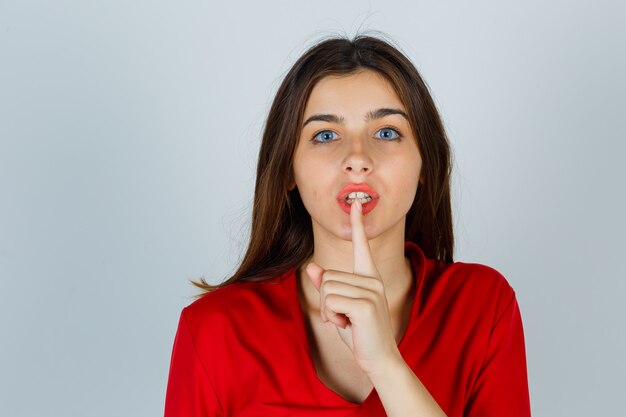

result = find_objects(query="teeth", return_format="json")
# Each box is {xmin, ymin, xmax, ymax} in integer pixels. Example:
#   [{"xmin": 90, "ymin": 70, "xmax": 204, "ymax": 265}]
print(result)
[
  {"xmin": 348, "ymin": 191, "xmax": 370, "ymax": 199},
  {"xmin": 345, "ymin": 191, "xmax": 373, "ymax": 204}
]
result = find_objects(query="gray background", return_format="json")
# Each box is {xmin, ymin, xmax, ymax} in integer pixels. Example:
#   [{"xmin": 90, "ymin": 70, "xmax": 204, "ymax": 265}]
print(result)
[{"xmin": 1, "ymin": 1, "xmax": 625, "ymax": 416}]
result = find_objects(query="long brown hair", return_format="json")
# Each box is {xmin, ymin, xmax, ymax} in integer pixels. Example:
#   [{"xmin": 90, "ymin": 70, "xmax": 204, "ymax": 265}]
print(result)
[{"xmin": 191, "ymin": 33, "xmax": 454, "ymax": 298}]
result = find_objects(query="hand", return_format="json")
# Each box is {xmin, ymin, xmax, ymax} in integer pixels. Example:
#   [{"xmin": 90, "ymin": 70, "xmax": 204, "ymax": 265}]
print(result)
[{"xmin": 305, "ymin": 198, "xmax": 401, "ymax": 375}]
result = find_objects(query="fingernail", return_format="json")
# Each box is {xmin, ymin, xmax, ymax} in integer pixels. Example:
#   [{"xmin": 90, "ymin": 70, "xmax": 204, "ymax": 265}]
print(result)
[{"xmin": 355, "ymin": 198, "xmax": 362, "ymax": 213}]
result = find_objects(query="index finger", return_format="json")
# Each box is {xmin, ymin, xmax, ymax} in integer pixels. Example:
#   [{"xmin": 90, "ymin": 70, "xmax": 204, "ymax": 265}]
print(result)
[{"xmin": 350, "ymin": 198, "xmax": 379, "ymax": 278}]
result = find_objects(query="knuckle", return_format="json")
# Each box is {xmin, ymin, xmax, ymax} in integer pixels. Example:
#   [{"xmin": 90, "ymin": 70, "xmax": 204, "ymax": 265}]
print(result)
[
  {"xmin": 369, "ymin": 279, "xmax": 384, "ymax": 292},
  {"xmin": 322, "ymin": 279, "xmax": 339, "ymax": 292},
  {"xmin": 321, "ymin": 271, "xmax": 334, "ymax": 284},
  {"xmin": 325, "ymin": 293, "xmax": 340, "ymax": 305},
  {"xmin": 325, "ymin": 294, "xmax": 343, "ymax": 313}
]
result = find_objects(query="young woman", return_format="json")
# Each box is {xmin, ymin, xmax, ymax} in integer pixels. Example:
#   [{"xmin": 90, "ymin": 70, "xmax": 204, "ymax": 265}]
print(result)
[{"xmin": 164, "ymin": 34, "xmax": 531, "ymax": 417}]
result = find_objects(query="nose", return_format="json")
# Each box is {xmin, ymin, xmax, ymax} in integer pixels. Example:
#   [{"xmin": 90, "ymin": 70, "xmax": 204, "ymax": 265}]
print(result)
[{"xmin": 342, "ymin": 140, "xmax": 373, "ymax": 176}]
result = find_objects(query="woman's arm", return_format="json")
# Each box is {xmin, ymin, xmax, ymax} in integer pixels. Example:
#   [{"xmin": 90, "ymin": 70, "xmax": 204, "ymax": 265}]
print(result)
[
  {"xmin": 163, "ymin": 308, "xmax": 224, "ymax": 417},
  {"xmin": 464, "ymin": 295, "xmax": 531, "ymax": 416},
  {"xmin": 367, "ymin": 352, "xmax": 447, "ymax": 417}
]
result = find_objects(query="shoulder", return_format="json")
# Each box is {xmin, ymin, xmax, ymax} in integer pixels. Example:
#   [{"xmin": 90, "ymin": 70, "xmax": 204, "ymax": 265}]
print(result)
[
  {"xmin": 443, "ymin": 261, "xmax": 514, "ymax": 299},
  {"xmin": 407, "ymin": 241, "xmax": 515, "ymax": 310},
  {"xmin": 421, "ymin": 259, "xmax": 516, "ymax": 324},
  {"xmin": 181, "ymin": 269, "xmax": 295, "ymax": 335}
]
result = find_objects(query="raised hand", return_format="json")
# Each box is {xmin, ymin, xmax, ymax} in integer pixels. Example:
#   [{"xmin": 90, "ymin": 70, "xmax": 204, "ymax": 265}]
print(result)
[{"xmin": 305, "ymin": 198, "xmax": 401, "ymax": 375}]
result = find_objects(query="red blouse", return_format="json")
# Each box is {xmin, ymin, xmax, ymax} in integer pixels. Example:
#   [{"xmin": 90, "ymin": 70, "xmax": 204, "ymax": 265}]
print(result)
[{"xmin": 164, "ymin": 241, "xmax": 531, "ymax": 416}]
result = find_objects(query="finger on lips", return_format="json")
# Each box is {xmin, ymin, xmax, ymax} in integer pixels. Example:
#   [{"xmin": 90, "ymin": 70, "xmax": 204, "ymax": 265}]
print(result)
[{"xmin": 350, "ymin": 197, "xmax": 378, "ymax": 279}]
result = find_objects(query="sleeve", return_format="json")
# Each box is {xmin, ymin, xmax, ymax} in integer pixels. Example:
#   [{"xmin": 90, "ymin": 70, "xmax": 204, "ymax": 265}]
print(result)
[
  {"xmin": 464, "ymin": 294, "xmax": 531, "ymax": 417},
  {"xmin": 164, "ymin": 308, "xmax": 224, "ymax": 417}
]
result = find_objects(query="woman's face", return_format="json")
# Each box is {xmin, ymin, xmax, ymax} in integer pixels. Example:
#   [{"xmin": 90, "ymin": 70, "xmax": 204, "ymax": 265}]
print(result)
[{"xmin": 292, "ymin": 69, "xmax": 423, "ymax": 243}]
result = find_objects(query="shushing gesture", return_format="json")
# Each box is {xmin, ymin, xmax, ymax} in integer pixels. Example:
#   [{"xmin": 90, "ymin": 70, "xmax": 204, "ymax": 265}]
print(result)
[{"xmin": 305, "ymin": 198, "xmax": 401, "ymax": 376}]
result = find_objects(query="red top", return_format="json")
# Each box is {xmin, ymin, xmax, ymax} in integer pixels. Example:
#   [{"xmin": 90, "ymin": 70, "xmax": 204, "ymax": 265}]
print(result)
[{"xmin": 164, "ymin": 241, "xmax": 531, "ymax": 416}]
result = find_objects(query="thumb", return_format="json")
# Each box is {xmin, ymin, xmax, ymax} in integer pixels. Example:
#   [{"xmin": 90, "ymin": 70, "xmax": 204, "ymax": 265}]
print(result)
[{"xmin": 305, "ymin": 262, "xmax": 324, "ymax": 291}]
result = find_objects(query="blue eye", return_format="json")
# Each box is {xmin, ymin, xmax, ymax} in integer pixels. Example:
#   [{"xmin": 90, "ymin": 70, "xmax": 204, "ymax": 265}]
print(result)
[
  {"xmin": 312, "ymin": 130, "xmax": 338, "ymax": 143},
  {"xmin": 375, "ymin": 127, "xmax": 401, "ymax": 141}
]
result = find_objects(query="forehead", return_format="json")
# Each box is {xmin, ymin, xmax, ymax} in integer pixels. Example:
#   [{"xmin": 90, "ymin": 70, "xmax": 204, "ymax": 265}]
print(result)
[{"xmin": 303, "ymin": 70, "xmax": 405, "ymax": 115}]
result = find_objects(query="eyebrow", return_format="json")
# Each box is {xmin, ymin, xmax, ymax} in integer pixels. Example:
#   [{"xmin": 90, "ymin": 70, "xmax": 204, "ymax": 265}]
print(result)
[{"xmin": 302, "ymin": 107, "xmax": 409, "ymax": 128}]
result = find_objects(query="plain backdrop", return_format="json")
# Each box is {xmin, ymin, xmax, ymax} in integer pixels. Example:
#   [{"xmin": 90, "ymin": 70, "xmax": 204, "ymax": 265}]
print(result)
[{"xmin": 1, "ymin": 1, "xmax": 625, "ymax": 416}]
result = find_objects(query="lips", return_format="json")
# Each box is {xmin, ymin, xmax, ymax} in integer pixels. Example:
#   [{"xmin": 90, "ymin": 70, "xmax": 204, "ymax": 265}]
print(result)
[{"xmin": 336, "ymin": 183, "xmax": 380, "ymax": 215}]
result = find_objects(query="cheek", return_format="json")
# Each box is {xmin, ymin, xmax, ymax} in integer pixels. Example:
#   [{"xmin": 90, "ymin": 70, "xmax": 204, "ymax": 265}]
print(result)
[
  {"xmin": 393, "ymin": 158, "xmax": 422, "ymax": 203},
  {"xmin": 294, "ymin": 152, "xmax": 331, "ymax": 186},
  {"xmin": 293, "ymin": 158, "xmax": 327, "ymax": 206},
  {"xmin": 292, "ymin": 154, "xmax": 308, "ymax": 189}
]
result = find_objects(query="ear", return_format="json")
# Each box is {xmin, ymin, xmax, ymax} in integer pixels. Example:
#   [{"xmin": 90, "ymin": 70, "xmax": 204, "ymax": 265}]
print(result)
[{"xmin": 287, "ymin": 172, "xmax": 296, "ymax": 191}]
